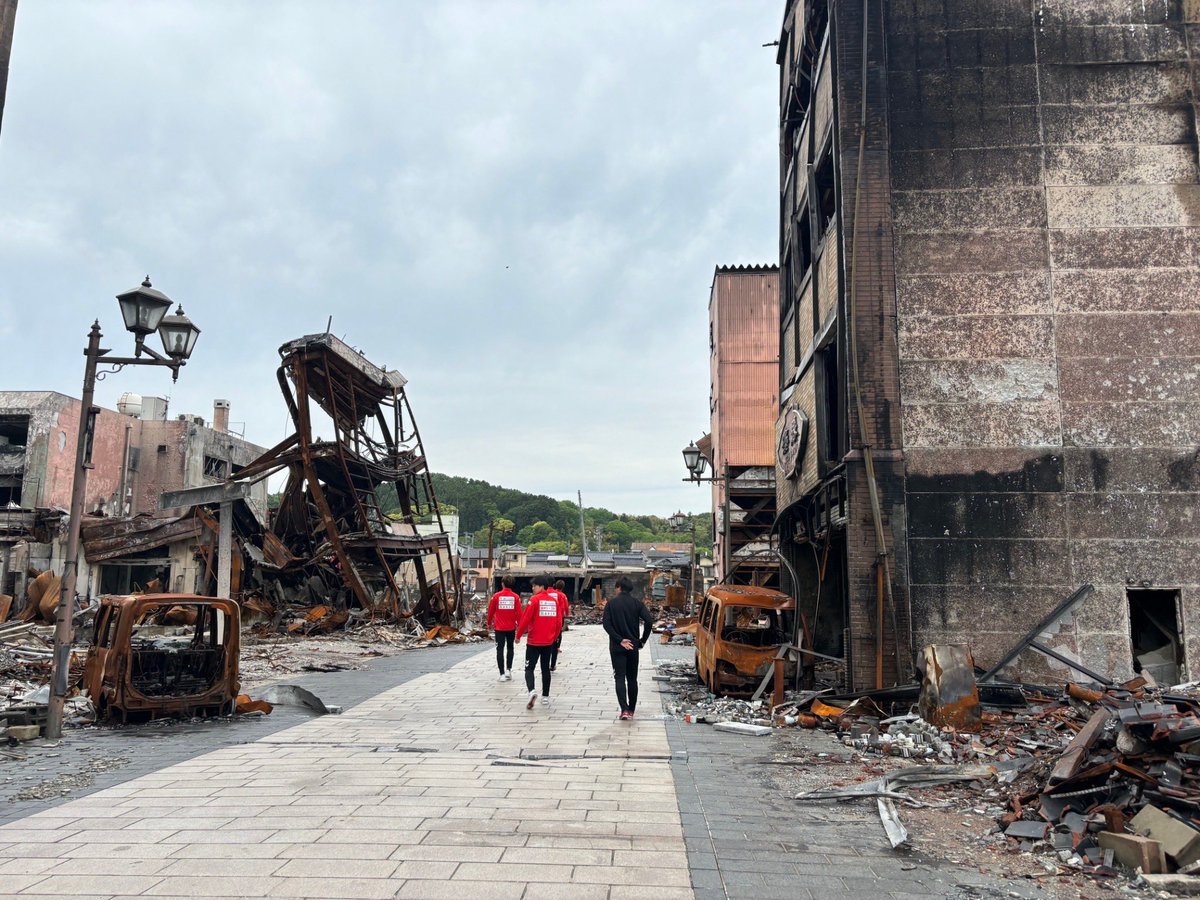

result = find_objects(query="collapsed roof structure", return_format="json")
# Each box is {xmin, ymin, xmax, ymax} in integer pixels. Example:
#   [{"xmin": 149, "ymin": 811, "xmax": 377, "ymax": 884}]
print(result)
[{"xmin": 228, "ymin": 332, "xmax": 461, "ymax": 626}]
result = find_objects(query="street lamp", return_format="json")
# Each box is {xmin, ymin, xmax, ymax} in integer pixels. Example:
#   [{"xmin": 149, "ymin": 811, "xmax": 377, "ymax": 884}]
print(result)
[
  {"xmin": 46, "ymin": 278, "xmax": 201, "ymax": 739},
  {"xmin": 681, "ymin": 441, "xmax": 706, "ymax": 480}
]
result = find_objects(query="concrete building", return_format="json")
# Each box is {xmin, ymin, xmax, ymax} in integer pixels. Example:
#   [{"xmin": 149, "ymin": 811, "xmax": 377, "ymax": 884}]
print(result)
[
  {"xmin": 773, "ymin": 0, "xmax": 1200, "ymax": 689},
  {"xmin": 705, "ymin": 264, "xmax": 780, "ymax": 587},
  {"xmin": 0, "ymin": 391, "xmax": 267, "ymax": 604}
]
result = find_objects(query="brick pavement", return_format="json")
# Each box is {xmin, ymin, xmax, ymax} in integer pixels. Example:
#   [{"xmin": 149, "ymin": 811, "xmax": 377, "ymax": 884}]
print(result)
[
  {"xmin": 0, "ymin": 626, "xmax": 692, "ymax": 899},
  {"xmin": 1, "ymin": 644, "xmax": 481, "ymax": 828}
]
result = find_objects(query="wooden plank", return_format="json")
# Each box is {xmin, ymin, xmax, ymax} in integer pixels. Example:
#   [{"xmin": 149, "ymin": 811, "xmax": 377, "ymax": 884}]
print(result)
[{"xmin": 1049, "ymin": 708, "xmax": 1110, "ymax": 785}]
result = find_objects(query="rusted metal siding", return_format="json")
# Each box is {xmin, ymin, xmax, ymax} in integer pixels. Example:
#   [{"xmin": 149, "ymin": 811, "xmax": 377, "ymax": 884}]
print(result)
[{"xmin": 710, "ymin": 268, "xmax": 781, "ymax": 469}]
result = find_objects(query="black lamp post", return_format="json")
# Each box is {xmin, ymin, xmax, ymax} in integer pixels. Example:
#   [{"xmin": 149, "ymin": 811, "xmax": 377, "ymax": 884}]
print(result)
[{"xmin": 46, "ymin": 278, "xmax": 201, "ymax": 739}]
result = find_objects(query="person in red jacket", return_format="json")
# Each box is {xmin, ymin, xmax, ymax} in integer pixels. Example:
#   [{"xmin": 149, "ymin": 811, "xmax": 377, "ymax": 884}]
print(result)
[
  {"xmin": 487, "ymin": 575, "xmax": 522, "ymax": 681},
  {"xmin": 549, "ymin": 579, "xmax": 570, "ymax": 671},
  {"xmin": 516, "ymin": 574, "xmax": 564, "ymax": 709}
]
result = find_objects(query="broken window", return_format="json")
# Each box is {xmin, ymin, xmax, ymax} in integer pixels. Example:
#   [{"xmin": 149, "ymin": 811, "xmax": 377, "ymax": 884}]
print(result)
[
  {"xmin": 0, "ymin": 415, "xmax": 29, "ymax": 451},
  {"xmin": 0, "ymin": 476, "xmax": 21, "ymax": 506},
  {"xmin": 203, "ymin": 455, "xmax": 228, "ymax": 479},
  {"xmin": 813, "ymin": 150, "xmax": 836, "ymax": 238},
  {"xmin": 720, "ymin": 605, "xmax": 790, "ymax": 647},
  {"xmin": 1128, "ymin": 589, "xmax": 1183, "ymax": 686},
  {"xmin": 128, "ymin": 604, "xmax": 230, "ymax": 698},
  {"xmin": 818, "ymin": 343, "xmax": 841, "ymax": 463}
]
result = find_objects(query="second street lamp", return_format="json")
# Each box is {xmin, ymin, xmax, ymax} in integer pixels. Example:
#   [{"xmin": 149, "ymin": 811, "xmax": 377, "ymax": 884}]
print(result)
[{"xmin": 46, "ymin": 278, "xmax": 201, "ymax": 739}]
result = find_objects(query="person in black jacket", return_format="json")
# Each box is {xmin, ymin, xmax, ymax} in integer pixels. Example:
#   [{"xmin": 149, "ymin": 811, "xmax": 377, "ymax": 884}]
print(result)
[{"xmin": 601, "ymin": 576, "xmax": 655, "ymax": 720}]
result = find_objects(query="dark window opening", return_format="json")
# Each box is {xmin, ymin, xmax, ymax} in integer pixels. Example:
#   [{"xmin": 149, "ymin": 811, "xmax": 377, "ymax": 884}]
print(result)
[
  {"xmin": 819, "ymin": 344, "xmax": 841, "ymax": 462},
  {"xmin": 1127, "ymin": 588, "xmax": 1183, "ymax": 686},
  {"xmin": 795, "ymin": 203, "xmax": 813, "ymax": 277},
  {"xmin": 100, "ymin": 562, "xmax": 169, "ymax": 595},
  {"xmin": 0, "ymin": 477, "xmax": 21, "ymax": 506},
  {"xmin": 0, "ymin": 415, "xmax": 30, "ymax": 450},
  {"xmin": 203, "ymin": 456, "xmax": 228, "ymax": 479},
  {"xmin": 814, "ymin": 151, "xmax": 836, "ymax": 238}
]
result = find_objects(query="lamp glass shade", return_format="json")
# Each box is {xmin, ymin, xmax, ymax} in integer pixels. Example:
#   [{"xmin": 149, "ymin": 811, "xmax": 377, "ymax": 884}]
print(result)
[
  {"xmin": 696, "ymin": 455, "xmax": 709, "ymax": 476},
  {"xmin": 116, "ymin": 281, "xmax": 173, "ymax": 336},
  {"xmin": 158, "ymin": 307, "xmax": 201, "ymax": 359},
  {"xmin": 682, "ymin": 442, "xmax": 701, "ymax": 475}
]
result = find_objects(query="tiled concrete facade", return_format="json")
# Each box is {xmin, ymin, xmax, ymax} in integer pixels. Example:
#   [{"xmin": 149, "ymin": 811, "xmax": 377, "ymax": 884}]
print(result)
[{"xmin": 776, "ymin": 0, "xmax": 1200, "ymax": 688}]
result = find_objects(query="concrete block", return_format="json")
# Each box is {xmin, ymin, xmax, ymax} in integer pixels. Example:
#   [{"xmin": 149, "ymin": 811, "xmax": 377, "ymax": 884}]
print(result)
[
  {"xmin": 6, "ymin": 725, "xmax": 39, "ymax": 742},
  {"xmin": 1098, "ymin": 831, "xmax": 1167, "ymax": 874},
  {"xmin": 712, "ymin": 723, "xmax": 771, "ymax": 737},
  {"xmin": 1131, "ymin": 805, "xmax": 1200, "ymax": 866}
]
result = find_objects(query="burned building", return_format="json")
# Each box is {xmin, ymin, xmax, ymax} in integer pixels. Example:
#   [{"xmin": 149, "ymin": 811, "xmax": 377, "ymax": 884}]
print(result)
[
  {"xmin": 0, "ymin": 391, "xmax": 266, "ymax": 606},
  {"xmin": 704, "ymin": 264, "xmax": 781, "ymax": 588},
  {"xmin": 774, "ymin": 0, "xmax": 1200, "ymax": 689}
]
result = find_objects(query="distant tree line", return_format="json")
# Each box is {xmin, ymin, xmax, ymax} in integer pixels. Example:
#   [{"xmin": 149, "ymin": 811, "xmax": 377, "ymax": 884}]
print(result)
[{"xmin": 269, "ymin": 473, "xmax": 713, "ymax": 554}]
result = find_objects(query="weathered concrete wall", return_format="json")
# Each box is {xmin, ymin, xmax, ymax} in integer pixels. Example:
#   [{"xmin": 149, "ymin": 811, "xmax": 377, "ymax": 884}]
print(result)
[
  {"xmin": 130, "ymin": 418, "xmax": 267, "ymax": 517},
  {"xmin": 0, "ymin": 391, "xmax": 128, "ymax": 514},
  {"xmin": 890, "ymin": 0, "xmax": 1200, "ymax": 681}
]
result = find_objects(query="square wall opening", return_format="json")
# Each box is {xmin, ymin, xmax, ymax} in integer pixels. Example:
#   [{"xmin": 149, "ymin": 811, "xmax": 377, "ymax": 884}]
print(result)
[{"xmin": 1127, "ymin": 588, "xmax": 1183, "ymax": 686}]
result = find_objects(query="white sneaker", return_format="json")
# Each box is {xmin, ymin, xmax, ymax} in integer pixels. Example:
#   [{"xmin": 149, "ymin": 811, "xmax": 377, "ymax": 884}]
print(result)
[
  {"xmin": 504, "ymin": 670, "xmax": 512, "ymax": 681},
  {"xmin": 526, "ymin": 690, "xmax": 537, "ymax": 710},
  {"xmin": 498, "ymin": 673, "xmax": 507, "ymax": 682},
  {"xmin": 540, "ymin": 696, "xmax": 550, "ymax": 707}
]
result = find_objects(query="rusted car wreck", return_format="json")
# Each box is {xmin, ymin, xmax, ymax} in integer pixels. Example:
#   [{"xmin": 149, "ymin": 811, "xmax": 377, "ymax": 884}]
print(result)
[
  {"xmin": 227, "ymin": 333, "xmax": 461, "ymax": 626},
  {"xmin": 694, "ymin": 585, "xmax": 798, "ymax": 696},
  {"xmin": 83, "ymin": 593, "xmax": 240, "ymax": 721}
]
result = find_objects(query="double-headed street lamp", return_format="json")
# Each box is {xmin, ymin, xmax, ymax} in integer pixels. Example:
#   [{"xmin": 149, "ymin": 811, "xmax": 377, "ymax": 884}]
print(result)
[{"xmin": 46, "ymin": 278, "xmax": 201, "ymax": 739}]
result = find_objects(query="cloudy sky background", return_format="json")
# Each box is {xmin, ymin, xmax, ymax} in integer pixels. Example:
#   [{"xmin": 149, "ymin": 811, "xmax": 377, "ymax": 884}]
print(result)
[{"xmin": 0, "ymin": 0, "xmax": 780, "ymax": 515}]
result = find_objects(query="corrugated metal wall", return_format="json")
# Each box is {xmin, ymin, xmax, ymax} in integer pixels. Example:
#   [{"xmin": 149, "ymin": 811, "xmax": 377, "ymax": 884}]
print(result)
[{"xmin": 709, "ymin": 268, "xmax": 780, "ymax": 468}]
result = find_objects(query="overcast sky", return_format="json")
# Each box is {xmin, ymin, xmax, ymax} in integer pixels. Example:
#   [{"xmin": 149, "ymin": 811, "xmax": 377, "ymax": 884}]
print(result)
[{"xmin": 0, "ymin": 1, "xmax": 780, "ymax": 515}]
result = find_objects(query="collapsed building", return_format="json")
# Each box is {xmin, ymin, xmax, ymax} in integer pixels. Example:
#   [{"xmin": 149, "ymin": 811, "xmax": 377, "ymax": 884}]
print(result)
[
  {"xmin": 773, "ymin": 0, "xmax": 1200, "ymax": 689},
  {"xmin": 0, "ymin": 391, "xmax": 267, "ymax": 613},
  {"xmin": 224, "ymin": 332, "xmax": 462, "ymax": 627}
]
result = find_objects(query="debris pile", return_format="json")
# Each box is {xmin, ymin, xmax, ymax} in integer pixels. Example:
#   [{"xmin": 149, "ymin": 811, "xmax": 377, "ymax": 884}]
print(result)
[
  {"xmin": 653, "ymin": 614, "xmax": 697, "ymax": 645},
  {"xmin": 791, "ymin": 675, "xmax": 1200, "ymax": 885}
]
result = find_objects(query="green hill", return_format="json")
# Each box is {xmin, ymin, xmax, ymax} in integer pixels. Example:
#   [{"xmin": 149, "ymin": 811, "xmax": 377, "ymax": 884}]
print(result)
[{"xmin": 380, "ymin": 474, "xmax": 712, "ymax": 554}]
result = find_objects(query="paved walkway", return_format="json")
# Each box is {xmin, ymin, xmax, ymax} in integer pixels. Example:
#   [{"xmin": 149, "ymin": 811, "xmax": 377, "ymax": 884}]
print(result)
[{"xmin": 0, "ymin": 626, "xmax": 691, "ymax": 899}]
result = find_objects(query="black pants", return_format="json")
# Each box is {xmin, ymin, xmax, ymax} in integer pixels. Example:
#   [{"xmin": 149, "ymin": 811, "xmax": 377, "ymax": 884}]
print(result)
[
  {"xmin": 525, "ymin": 644, "xmax": 553, "ymax": 695},
  {"xmin": 550, "ymin": 632, "xmax": 562, "ymax": 669},
  {"xmin": 610, "ymin": 644, "xmax": 640, "ymax": 713},
  {"xmin": 495, "ymin": 629, "xmax": 515, "ymax": 673}
]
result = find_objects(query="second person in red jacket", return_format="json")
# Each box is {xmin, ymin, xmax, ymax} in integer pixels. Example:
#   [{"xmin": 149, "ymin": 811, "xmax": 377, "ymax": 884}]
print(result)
[
  {"xmin": 516, "ymin": 574, "xmax": 564, "ymax": 709},
  {"xmin": 487, "ymin": 575, "xmax": 522, "ymax": 681}
]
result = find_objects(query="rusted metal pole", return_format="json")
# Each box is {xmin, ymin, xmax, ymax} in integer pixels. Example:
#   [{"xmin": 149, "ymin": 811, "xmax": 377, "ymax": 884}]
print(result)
[
  {"xmin": 47, "ymin": 321, "xmax": 102, "ymax": 740},
  {"xmin": 772, "ymin": 656, "xmax": 785, "ymax": 708}
]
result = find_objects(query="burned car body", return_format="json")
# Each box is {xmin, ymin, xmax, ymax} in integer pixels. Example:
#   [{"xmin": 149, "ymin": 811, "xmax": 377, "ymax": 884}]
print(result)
[
  {"xmin": 83, "ymin": 593, "xmax": 240, "ymax": 721},
  {"xmin": 694, "ymin": 585, "xmax": 796, "ymax": 696}
]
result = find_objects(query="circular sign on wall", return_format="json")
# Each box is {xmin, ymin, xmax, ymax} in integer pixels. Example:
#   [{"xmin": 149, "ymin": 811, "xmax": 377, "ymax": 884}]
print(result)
[{"xmin": 777, "ymin": 407, "xmax": 809, "ymax": 481}]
